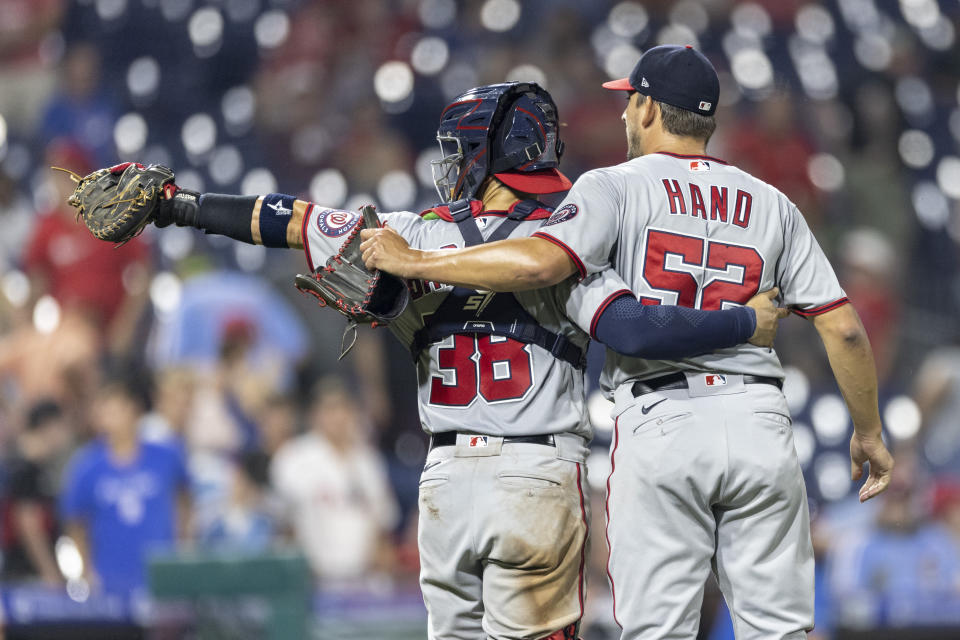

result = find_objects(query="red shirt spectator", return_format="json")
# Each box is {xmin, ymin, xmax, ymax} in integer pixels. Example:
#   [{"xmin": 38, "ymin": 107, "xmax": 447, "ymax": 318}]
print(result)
[{"xmin": 23, "ymin": 209, "xmax": 148, "ymax": 325}]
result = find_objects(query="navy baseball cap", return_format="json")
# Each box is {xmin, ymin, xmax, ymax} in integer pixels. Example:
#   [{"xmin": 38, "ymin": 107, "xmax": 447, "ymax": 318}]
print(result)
[{"xmin": 602, "ymin": 44, "xmax": 719, "ymax": 117}]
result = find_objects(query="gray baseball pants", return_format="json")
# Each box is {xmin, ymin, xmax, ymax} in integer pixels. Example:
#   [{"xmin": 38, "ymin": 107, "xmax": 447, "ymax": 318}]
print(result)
[
  {"xmin": 606, "ymin": 376, "xmax": 814, "ymax": 640},
  {"xmin": 418, "ymin": 433, "xmax": 590, "ymax": 639}
]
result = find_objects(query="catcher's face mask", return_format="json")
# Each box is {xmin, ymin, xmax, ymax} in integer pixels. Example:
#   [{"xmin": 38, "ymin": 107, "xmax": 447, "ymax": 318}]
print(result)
[{"xmin": 431, "ymin": 134, "xmax": 464, "ymax": 203}]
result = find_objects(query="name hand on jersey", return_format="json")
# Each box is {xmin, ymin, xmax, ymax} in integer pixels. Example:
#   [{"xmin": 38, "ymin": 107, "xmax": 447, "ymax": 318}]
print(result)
[{"xmin": 662, "ymin": 179, "xmax": 753, "ymax": 228}]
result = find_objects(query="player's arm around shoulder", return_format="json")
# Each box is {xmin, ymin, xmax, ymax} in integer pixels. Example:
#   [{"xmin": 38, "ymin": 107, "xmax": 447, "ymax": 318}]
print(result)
[
  {"xmin": 360, "ymin": 228, "xmax": 576, "ymax": 291},
  {"xmin": 810, "ymin": 303, "xmax": 894, "ymax": 502},
  {"xmin": 360, "ymin": 167, "xmax": 629, "ymax": 290}
]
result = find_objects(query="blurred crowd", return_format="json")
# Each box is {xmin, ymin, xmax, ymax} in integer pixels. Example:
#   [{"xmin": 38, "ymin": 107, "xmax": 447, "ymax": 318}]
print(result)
[{"xmin": 0, "ymin": 0, "xmax": 959, "ymax": 637}]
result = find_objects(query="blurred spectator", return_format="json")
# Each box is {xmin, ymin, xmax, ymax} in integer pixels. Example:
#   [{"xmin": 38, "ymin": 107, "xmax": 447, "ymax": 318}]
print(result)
[
  {"xmin": 24, "ymin": 141, "xmax": 151, "ymax": 356},
  {"xmin": 0, "ymin": 306, "xmax": 101, "ymax": 410},
  {"xmin": 185, "ymin": 316, "xmax": 272, "ymax": 455},
  {"xmin": 1, "ymin": 399, "xmax": 72, "ymax": 585},
  {"xmin": 271, "ymin": 377, "xmax": 399, "ymax": 584},
  {"xmin": 839, "ymin": 229, "xmax": 901, "ymax": 383},
  {"xmin": 843, "ymin": 82, "xmax": 912, "ymax": 250},
  {"xmin": 40, "ymin": 42, "xmax": 118, "ymax": 165},
  {"xmin": 925, "ymin": 478, "xmax": 960, "ymax": 582},
  {"xmin": 0, "ymin": 168, "xmax": 34, "ymax": 269},
  {"xmin": 256, "ymin": 392, "xmax": 298, "ymax": 457},
  {"xmin": 139, "ymin": 367, "xmax": 195, "ymax": 448},
  {"xmin": 198, "ymin": 451, "xmax": 277, "ymax": 553},
  {"xmin": 60, "ymin": 379, "xmax": 191, "ymax": 594},
  {"xmin": 915, "ymin": 346, "xmax": 960, "ymax": 473},
  {"xmin": 148, "ymin": 270, "xmax": 308, "ymax": 384},
  {"xmin": 720, "ymin": 91, "xmax": 819, "ymax": 223},
  {"xmin": 825, "ymin": 448, "xmax": 959, "ymax": 628},
  {"xmin": 0, "ymin": 0, "xmax": 63, "ymax": 132}
]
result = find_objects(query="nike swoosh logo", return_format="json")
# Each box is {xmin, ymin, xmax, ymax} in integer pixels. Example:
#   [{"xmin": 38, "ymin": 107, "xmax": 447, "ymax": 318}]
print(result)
[{"xmin": 641, "ymin": 398, "xmax": 668, "ymax": 415}]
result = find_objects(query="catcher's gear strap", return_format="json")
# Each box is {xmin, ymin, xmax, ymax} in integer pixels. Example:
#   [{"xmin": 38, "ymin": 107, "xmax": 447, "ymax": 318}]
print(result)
[
  {"xmin": 449, "ymin": 198, "xmax": 484, "ymax": 246},
  {"xmin": 421, "ymin": 199, "xmax": 553, "ymax": 222},
  {"xmin": 410, "ymin": 290, "xmax": 586, "ymax": 369},
  {"xmin": 450, "ymin": 198, "xmax": 542, "ymax": 245},
  {"xmin": 411, "ymin": 199, "xmax": 586, "ymax": 370}
]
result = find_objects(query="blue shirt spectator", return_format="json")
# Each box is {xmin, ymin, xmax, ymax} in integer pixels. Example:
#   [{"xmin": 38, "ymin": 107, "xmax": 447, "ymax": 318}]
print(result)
[
  {"xmin": 39, "ymin": 43, "xmax": 118, "ymax": 166},
  {"xmin": 60, "ymin": 380, "xmax": 190, "ymax": 593}
]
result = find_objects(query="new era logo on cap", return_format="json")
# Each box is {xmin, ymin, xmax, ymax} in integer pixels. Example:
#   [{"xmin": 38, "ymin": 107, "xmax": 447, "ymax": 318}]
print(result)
[{"xmin": 602, "ymin": 45, "xmax": 720, "ymax": 117}]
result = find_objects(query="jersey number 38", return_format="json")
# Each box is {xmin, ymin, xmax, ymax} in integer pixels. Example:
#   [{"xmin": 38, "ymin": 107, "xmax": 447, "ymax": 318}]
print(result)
[{"xmin": 429, "ymin": 334, "xmax": 533, "ymax": 407}]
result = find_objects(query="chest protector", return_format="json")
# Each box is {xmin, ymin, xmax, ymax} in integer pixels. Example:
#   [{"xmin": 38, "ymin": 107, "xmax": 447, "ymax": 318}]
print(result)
[{"xmin": 410, "ymin": 198, "xmax": 586, "ymax": 369}]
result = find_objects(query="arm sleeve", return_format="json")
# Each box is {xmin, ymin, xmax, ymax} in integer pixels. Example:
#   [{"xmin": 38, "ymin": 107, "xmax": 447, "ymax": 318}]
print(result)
[
  {"xmin": 776, "ymin": 203, "xmax": 848, "ymax": 316},
  {"xmin": 563, "ymin": 268, "xmax": 756, "ymax": 358},
  {"xmin": 594, "ymin": 294, "xmax": 757, "ymax": 359},
  {"xmin": 531, "ymin": 169, "xmax": 622, "ymax": 279},
  {"xmin": 196, "ymin": 193, "xmax": 311, "ymax": 249}
]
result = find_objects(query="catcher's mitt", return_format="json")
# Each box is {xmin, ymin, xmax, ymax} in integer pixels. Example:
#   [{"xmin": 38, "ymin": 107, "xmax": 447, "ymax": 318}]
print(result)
[
  {"xmin": 53, "ymin": 162, "xmax": 175, "ymax": 245},
  {"xmin": 295, "ymin": 205, "xmax": 410, "ymax": 358}
]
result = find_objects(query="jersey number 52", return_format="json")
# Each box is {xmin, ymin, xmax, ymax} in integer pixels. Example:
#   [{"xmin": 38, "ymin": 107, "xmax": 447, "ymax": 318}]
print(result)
[{"xmin": 641, "ymin": 229, "xmax": 763, "ymax": 309}]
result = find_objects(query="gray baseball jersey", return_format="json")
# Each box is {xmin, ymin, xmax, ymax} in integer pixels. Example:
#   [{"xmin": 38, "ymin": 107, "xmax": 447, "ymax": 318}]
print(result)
[
  {"xmin": 302, "ymin": 204, "xmax": 627, "ymax": 440},
  {"xmin": 300, "ymin": 201, "xmax": 625, "ymax": 638},
  {"xmin": 533, "ymin": 151, "xmax": 842, "ymax": 638},
  {"xmin": 533, "ymin": 152, "xmax": 847, "ymax": 395}
]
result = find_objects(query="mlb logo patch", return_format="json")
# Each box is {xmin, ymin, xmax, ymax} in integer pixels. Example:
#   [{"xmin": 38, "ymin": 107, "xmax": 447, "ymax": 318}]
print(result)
[
  {"xmin": 705, "ymin": 374, "xmax": 727, "ymax": 387},
  {"xmin": 698, "ymin": 100, "xmax": 712, "ymax": 111},
  {"xmin": 468, "ymin": 436, "xmax": 488, "ymax": 448},
  {"xmin": 689, "ymin": 160, "xmax": 711, "ymax": 172}
]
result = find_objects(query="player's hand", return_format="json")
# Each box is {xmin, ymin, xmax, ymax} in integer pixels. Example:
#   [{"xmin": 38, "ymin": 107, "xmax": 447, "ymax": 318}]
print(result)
[
  {"xmin": 850, "ymin": 431, "xmax": 894, "ymax": 502},
  {"xmin": 746, "ymin": 287, "xmax": 790, "ymax": 347},
  {"xmin": 360, "ymin": 227, "xmax": 421, "ymax": 278}
]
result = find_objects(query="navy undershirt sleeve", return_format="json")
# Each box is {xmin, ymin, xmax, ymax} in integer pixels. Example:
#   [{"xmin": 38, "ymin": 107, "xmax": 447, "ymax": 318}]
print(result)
[
  {"xmin": 195, "ymin": 193, "xmax": 258, "ymax": 244},
  {"xmin": 593, "ymin": 294, "xmax": 757, "ymax": 359}
]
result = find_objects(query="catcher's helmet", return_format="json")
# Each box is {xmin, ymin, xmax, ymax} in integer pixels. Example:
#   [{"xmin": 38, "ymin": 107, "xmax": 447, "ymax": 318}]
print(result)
[{"xmin": 431, "ymin": 82, "xmax": 572, "ymax": 203}]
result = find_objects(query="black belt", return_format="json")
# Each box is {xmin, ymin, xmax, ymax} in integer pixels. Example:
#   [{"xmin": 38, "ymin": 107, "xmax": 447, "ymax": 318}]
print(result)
[
  {"xmin": 631, "ymin": 372, "xmax": 783, "ymax": 397},
  {"xmin": 429, "ymin": 432, "xmax": 556, "ymax": 449}
]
